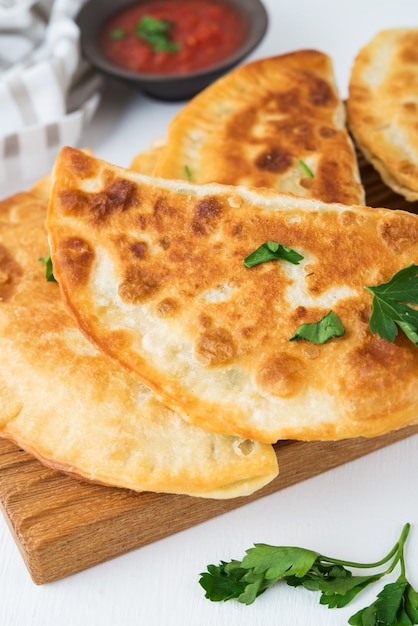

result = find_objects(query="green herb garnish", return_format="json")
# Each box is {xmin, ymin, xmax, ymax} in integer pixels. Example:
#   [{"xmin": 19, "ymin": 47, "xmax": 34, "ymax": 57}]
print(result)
[
  {"xmin": 365, "ymin": 264, "xmax": 418, "ymax": 346},
  {"xmin": 244, "ymin": 241, "xmax": 304, "ymax": 268},
  {"xmin": 290, "ymin": 310, "xmax": 345, "ymax": 344},
  {"xmin": 110, "ymin": 28, "xmax": 126, "ymax": 40},
  {"xmin": 298, "ymin": 159, "xmax": 314, "ymax": 178},
  {"xmin": 135, "ymin": 15, "xmax": 180, "ymax": 53},
  {"xmin": 199, "ymin": 523, "xmax": 418, "ymax": 626},
  {"xmin": 184, "ymin": 164, "xmax": 192, "ymax": 181},
  {"xmin": 39, "ymin": 253, "xmax": 57, "ymax": 283}
]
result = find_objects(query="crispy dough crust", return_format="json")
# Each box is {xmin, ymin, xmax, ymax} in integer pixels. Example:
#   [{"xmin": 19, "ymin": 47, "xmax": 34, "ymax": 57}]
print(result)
[
  {"xmin": 47, "ymin": 148, "xmax": 418, "ymax": 444},
  {"xmin": 347, "ymin": 28, "xmax": 418, "ymax": 201},
  {"xmin": 0, "ymin": 188, "xmax": 278, "ymax": 498},
  {"xmin": 132, "ymin": 52, "xmax": 364, "ymax": 205}
]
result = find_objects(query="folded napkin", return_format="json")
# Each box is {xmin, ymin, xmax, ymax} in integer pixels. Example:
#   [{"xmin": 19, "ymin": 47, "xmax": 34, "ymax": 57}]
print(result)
[{"xmin": 0, "ymin": 0, "xmax": 102, "ymax": 197}]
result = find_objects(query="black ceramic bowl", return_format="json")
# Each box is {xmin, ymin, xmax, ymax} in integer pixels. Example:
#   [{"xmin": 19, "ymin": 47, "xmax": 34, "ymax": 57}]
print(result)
[{"xmin": 76, "ymin": 0, "xmax": 268, "ymax": 101}]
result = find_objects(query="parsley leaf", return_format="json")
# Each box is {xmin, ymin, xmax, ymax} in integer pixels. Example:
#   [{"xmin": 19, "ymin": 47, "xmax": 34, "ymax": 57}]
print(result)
[
  {"xmin": 317, "ymin": 573, "xmax": 383, "ymax": 608},
  {"xmin": 39, "ymin": 253, "xmax": 57, "ymax": 282},
  {"xmin": 184, "ymin": 164, "xmax": 192, "ymax": 181},
  {"xmin": 199, "ymin": 561, "xmax": 249, "ymax": 602},
  {"xmin": 135, "ymin": 16, "xmax": 180, "ymax": 53},
  {"xmin": 244, "ymin": 241, "xmax": 304, "ymax": 268},
  {"xmin": 200, "ymin": 547, "xmax": 318, "ymax": 605},
  {"xmin": 289, "ymin": 310, "xmax": 345, "ymax": 344},
  {"xmin": 110, "ymin": 28, "xmax": 126, "ymax": 40},
  {"xmin": 241, "ymin": 545, "xmax": 319, "ymax": 579},
  {"xmin": 348, "ymin": 578, "xmax": 417, "ymax": 626},
  {"xmin": 200, "ymin": 523, "xmax": 418, "ymax": 626},
  {"xmin": 364, "ymin": 264, "xmax": 418, "ymax": 346},
  {"xmin": 298, "ymin": 159, "xmax": 314, "ymax": 178}
]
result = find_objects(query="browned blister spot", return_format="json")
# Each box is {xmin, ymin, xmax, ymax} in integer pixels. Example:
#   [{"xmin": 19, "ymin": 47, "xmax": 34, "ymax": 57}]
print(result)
[
  {"xmin": 118, "ymin": 265, "xmax": 161, "ymax": 304},
  {"xmin": 130, "ymin": 241, "xmax": 148, "ymax": 258},
  {"xmin": 153, "ymin": 195, "xmax": 176, "ymax": 225},
  {"xmin": 300, "ymin": 178, "xmax": 313, "ymax": 190},
  {"xmin": 275, "ymin": 88, "xmax": 301, "ymax": 113},
  {"xmin": 256, "ymin": 354, "xmax": 306, "ymax": 398},
  {"xmin": 57, "ymin": 189, "xmax": 90, "ymax": 215},
  {"xmin": 377, "ymin": 213, "xmax": 418, "ymax": 252},
  {"xmin": 255, "ymin": 147, "xmax": 293, "ymax": 173},
  {"xmin": 289, "ymin": 306, "xmax": 330, "ymax": 330},
  {"xmin": 308, "ymin": 76, "xmax": 336, "ymax": 107},
  {"xmin": 155, "ymin": 297, "xmax": 178, "ymax": 318},
  {"xmin": 195, "ymin": 328, "xmax": 235, "ymax": 366},
  {"xmin": 0, "ymin": 243, "xmax": 22, "ymax": 302},
  {"xmin": 230, "ymin": 223, "xmax": 244, "ymax": 237},
  {"xmin": 357, "ymin": 303, "xmax": 373, "ymax": 325},
  {"xmin": 113, "ymin": 235, "xmax": 148, "ymax": 262},
  {"xmin": 57, "ymin": 178, "xmax": 137, "ymax": 225},
  {"xmin": 295, "ymin": 306, "xmax": 307, "ymax": 318},
  {"xmin": 158, "ymin": 237, "xmax": 171, "ymax": 250},
  {"xmin": 319, "ymin": 126, "xmax": 338, "ymax": 138},
  {"xmin": 402, "ymin": 101, "xmax": 417, "ymax": 114},
  {"xmin": 89, "ymin": 179, "xmax": 138, "ymax": 224},
  {"xmin": 400, "ymin": 33, "xmax": 418, "ymax": 64},
  {"xmin": 192, "ymin": 197, "xmax": 223, "ymax": 235},
  {"xmin": 57, "ymin": 237, "xmax": 94, "ymax": 287},
  {"xmin": 240, "ymin": 326, "xmax": 254, "ymax": 339},
  {"xmin": 198, "ymin": 314, "xmax": 212, "ymax": 328},
  {"xmin": 271, "ymin": 119, "xmax": 316, "ymax": 152},
  {"xmin": 67, "ymin": 148, "xmax": 96, "ymax": 178}
]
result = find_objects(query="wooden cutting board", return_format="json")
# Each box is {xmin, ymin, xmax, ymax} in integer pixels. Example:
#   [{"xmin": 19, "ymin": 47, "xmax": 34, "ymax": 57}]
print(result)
[
  {"xmin": 1, "ymin": 427, "xmax": 418, "ymax": 585},
  {"xmin": 1, "ymin": 151, "xmax": 417, "ymax": 586}
]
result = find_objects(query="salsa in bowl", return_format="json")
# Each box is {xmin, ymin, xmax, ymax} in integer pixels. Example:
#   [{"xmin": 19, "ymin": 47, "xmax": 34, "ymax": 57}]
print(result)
[{"xmin": 76, "ymin": 0, "xmax": 268, "ymax": 100}]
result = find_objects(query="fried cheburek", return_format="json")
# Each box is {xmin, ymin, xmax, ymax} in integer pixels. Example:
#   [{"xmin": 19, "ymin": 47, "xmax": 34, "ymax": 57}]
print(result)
[
  {"xmin": 347, "ymin": 28, "xmax": 418, "ymax": 202},
  {"xmin": 47, "ymin": 147, "xmax": 418, "ymax": 444},
  {"xmin": 0, "ymin": 188, "xmax": 278, "ymax": 498},
  {"xmin": 131, "ymin": 51, "xmax": 365, "ymax": 205}
]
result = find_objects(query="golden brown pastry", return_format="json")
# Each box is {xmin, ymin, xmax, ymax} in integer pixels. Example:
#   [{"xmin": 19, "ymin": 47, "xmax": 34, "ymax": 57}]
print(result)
[
  {"xmin": 0, "ymin": 187, "xmax": 278, "ymax": 498},
  {"xmin": 132, "ymin": 51, "xmax": 365, "ymax": 205},
  {"xmin": 347, "ymin": 28, "xmax": 418, "ymax": 201},
  {"xmin": 47, "ymin": 148, "xmax": 418, "ymax": 445}
]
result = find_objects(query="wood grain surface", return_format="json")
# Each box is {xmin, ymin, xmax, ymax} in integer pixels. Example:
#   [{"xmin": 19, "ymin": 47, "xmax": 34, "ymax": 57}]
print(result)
[
  {"xmin": 0, "ymin": 150, "xmax": 417, "ymax": 585},
  {"xmin": 1, "ymin": 427, "xmax": 418, "ymax": 585}
]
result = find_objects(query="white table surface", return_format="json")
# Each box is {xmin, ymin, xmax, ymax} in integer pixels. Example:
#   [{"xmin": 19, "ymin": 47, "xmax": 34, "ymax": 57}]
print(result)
[{"xmin": 1, "ymin": 1, "xmax": 418, "ymax": 625}]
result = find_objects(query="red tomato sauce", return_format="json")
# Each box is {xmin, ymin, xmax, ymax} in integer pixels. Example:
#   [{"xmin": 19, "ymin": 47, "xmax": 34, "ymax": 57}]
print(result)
[{"xmin": 101, "ymin": 0, "xmax": 247, "ymax": 75}]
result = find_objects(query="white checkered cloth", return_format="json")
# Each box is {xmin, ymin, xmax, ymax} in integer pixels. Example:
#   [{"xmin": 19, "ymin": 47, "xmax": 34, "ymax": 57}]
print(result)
[{"xmin": 0, "ymin": 0, "xmax": 102, "ymax": 198}]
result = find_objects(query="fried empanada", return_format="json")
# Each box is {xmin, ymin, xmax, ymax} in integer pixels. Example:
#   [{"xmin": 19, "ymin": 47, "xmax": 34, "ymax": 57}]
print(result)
[
  {"xmin": 347, "ymin": 28, "xmax": 418, "ymax": 201},
  {"xmin": 47, "ymin": 148, "xmax": 418, "ymax": 444},
  {"xmin": 0, "ymin": 188, "xmax": 278, "ymax": 498},
  {"xmin": 132, "ymin": 52, "xmax": 365, "ymax": 205}
]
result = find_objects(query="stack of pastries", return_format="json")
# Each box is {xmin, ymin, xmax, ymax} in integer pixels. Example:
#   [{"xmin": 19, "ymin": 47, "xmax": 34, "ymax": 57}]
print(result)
[{"xmin": 0, "ymin": 34, "xmax": 417, "ymax": 499}]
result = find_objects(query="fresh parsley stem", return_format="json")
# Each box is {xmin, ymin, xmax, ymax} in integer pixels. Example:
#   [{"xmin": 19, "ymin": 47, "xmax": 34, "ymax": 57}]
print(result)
[
  {"xmin": 398, "ymin": 530, "xmax": 408, "ymax": 579},
  {"xmin": 319, "ymin": 523, "xmax": 410, "ymax": 571}
]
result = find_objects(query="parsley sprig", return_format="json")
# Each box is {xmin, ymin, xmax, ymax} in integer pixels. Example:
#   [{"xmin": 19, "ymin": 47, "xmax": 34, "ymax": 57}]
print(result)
[
  {"xmin": 298, "ymin": 158, "xmax": 314, "ymax": 178},
  {"xmin": 135, "ymin": 16, "xmax": 180, "ymax": 53},
  {"xmin": 110, "ymin": 28, "xmax": 126, "ymax": 40},
  {"xmin": 244, "ymin": 241, "xmax": 304, "ymax": 268},
  {"xmin": 365, "ymin": 264, "xmax": 418, "ymax": 346},
  {"xmin": 39, "ymin": 253, "xmax": 57, "ymax": 282},
  {"xmin": 184, "ymin": 164, "xmax": 192, "ymax": 181},
  {"xmin": 199, "ymin": 523, "xmax": 418, "ymax": 625},
  {"xmin": 290, "ymin": 310, "xmax": 345, "ymax": 344}
]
